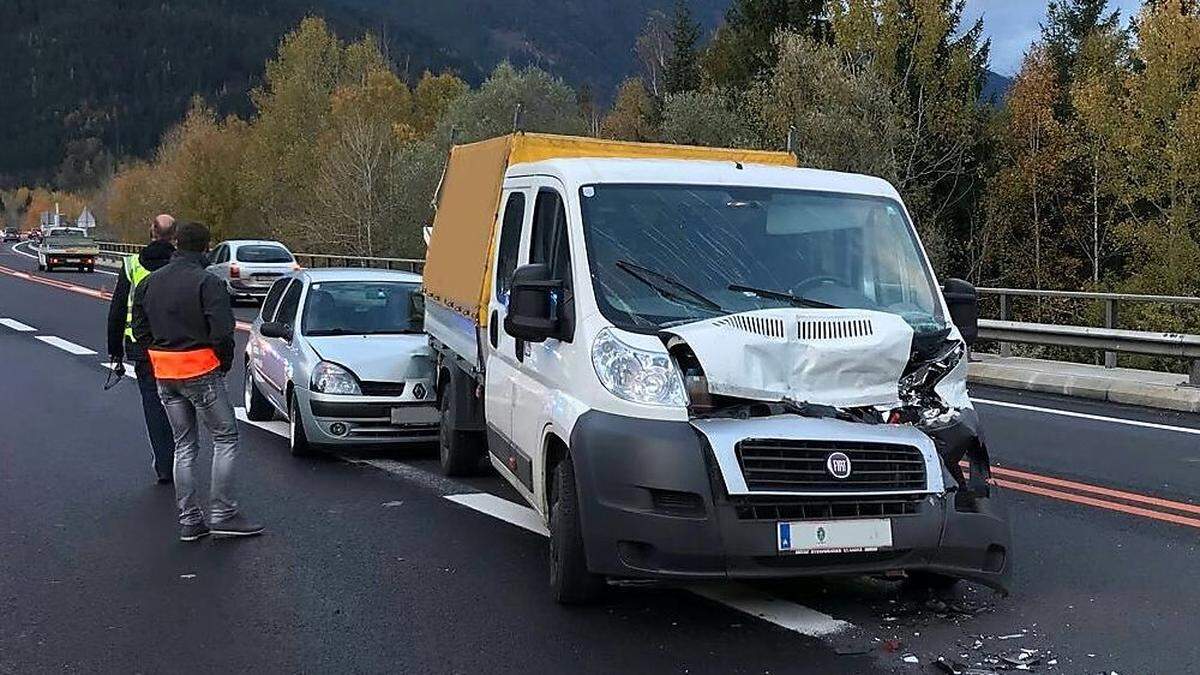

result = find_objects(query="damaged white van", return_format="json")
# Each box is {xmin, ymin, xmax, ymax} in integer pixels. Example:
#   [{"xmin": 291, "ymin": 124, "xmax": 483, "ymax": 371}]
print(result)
[{"xmin": 423, "ymin": 133, "xmax": 1010, "ymax": 603}]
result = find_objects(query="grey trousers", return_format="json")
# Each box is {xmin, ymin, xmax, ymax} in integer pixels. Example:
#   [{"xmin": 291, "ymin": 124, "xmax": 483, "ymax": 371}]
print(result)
[{"xmin": 158, "ymin": 371, "xmax": 240, "ymax": 526}]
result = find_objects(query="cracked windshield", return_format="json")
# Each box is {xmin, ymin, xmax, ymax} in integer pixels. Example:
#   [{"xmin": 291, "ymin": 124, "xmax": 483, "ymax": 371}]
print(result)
[{"xmin": 580, "ymin": 184, "xmax": 946, "ymax": 334}]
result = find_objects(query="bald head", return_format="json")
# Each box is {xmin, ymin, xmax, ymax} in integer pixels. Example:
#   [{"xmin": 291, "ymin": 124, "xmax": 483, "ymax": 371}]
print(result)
[{"xmin": 151, "ymin": 214, "xmax": 176, "ymax": 243}]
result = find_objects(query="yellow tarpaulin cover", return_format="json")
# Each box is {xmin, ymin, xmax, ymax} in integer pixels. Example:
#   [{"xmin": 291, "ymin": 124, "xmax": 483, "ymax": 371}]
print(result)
[{"xmin": 423, "ymin": 133, "xmax": 797, "ymax": 324}]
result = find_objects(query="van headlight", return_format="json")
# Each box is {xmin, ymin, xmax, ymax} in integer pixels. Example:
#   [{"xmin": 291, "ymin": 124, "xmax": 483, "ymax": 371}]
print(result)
[
  {"xmin": 591, "ymin": 328, "xmax": 686, "ymax": 407},
  {"xmin": 311, "ymin": 361, "xmax": 361, "ymax": 395}
]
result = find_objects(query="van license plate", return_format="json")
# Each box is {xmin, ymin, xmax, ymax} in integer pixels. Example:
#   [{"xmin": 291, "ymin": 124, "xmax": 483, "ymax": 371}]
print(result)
[
  {"xmin": 390, "ymin": 406, "xmax": 440, "ymax": 425},
  {"xmin": 777, "ymin": 519, "xmax": 892, "ymax": 554}
]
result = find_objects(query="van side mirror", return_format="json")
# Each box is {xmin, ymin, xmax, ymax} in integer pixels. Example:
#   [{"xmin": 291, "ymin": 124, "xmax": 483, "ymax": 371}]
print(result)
[
  {"xmin": 260, "ymin": 321, "xmax": 293, "ymax": 341},
  {"xmin": 504, "ymin": 264, "xmax": 561, "ymax": 343},
  {"xmin": 942, "ymin": 278, "xmax": 979, "ymax": 346}
]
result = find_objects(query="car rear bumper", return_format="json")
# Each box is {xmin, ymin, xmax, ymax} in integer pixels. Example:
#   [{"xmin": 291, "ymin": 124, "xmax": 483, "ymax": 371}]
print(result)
[{"xmin": 567, "ymin": 411, "xmax": 1011, "ymax": 592}]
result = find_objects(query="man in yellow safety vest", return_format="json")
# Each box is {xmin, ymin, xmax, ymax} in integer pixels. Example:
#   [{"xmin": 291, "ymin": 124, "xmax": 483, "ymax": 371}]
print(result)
[{"xmin": 106, "ymin": 214, "xmax": 177, "ymax": 483}]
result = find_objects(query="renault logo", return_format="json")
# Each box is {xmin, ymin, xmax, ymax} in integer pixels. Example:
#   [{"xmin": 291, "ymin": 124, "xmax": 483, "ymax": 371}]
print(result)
[{"xmin": 826, "ymin": 452, "xmax": 852, "ymax": 479}]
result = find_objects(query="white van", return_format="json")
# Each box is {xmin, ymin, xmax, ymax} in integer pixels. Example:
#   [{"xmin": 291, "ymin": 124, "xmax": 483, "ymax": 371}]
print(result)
[{"xmin": 423, "ymin": 134, "xmax": 1009, "ymax": 603}]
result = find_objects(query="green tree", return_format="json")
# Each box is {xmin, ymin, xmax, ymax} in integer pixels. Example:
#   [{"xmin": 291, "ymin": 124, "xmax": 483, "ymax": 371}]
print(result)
[
  {"xmin": 412, "ymin": 71, "xmax": 469, "ymax": 136},
  {"xmin": 1042, "ymin": 0, "xmax": 1124, "ymax": 85},
  {"xmin": 702, "ymin": 0, "xmax": 828, "ymax": 90},
  {"xmin": 665, "ymin": 0, "xmax": 703, "ymax": 95},
  {"xmin": 660, "ymin": 90, "xmax": 760, "ymax": 147},
  {"xmin": 750, "ymin": 32, "xmax": 901, "ymax": 178},
  {"xmin": 601, "ymin": 78, "xmax": 660, "ymax": 141},
  {"xmin": 830, "ymin": 0, "xmax": 993, "ymax": 271},
  {"xmin": 438, "ymin": 62, "xmax": 586, "ymax": 144}
]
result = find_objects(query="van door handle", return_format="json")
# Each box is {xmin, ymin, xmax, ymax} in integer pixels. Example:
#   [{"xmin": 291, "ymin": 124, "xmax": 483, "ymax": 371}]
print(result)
[{"xmin": 489, "ymin": 311, "xmax": 499, "ymax": 348}]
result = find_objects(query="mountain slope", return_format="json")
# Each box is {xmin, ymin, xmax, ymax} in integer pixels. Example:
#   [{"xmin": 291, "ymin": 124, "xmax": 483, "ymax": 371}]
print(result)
[{"xmin": 0, "ymin": 0, "xmax": 724, "ymax": 187}]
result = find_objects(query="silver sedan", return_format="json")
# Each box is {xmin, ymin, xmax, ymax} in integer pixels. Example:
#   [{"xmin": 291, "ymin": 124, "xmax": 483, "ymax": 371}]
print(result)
[{"xmin": 243, "ymin": 268, "xmax": 439, "ymax": 454}]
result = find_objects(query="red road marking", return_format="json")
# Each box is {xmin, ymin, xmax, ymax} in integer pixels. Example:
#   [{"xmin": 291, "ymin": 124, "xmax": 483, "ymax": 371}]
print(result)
[
  {"xmin": 994, "ymin": 478, "xmax": 1200, "ymax": 529},
  {"xmin": 990, "ymin": 465, "xmax": 1200, "ymax": 516}
]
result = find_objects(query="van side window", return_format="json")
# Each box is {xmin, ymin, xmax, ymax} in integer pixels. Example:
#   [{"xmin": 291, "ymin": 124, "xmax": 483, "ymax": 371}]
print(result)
[
  {"xmin": 530, "ymin": 189, "xmax": 571, "ymax": 287},
  {"xmin": 494, "ymin": 192, "xmax": 526, "ymax": 301}
]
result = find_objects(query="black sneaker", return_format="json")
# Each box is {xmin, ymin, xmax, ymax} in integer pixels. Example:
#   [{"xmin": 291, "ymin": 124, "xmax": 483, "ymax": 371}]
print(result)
[
  {"xmin": 210, "ymin": 515, "xmax": 264, "ymax": 537},
  {"xmin": 180, "ymin": 522, "xmax": 210, "ymax": 542}
]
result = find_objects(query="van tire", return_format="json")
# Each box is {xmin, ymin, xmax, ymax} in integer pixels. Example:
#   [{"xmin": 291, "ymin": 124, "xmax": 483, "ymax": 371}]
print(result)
[
  {"xmin": 549, "ymin": 456, "xmax": 604, "ymax": 604},
  {"xmin": 438, "ymin": 384, "xmax": 482, "ymax": 476}
]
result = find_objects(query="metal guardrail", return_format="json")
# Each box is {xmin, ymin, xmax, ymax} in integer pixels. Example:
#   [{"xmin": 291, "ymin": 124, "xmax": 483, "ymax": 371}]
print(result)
[
  {"xmin": 977, "ymin": 287, "xmax": 1200, "ymax": 386},
  {"xmin": 95, "ymin": 242, "xmax": 424, "ymax": 273}
]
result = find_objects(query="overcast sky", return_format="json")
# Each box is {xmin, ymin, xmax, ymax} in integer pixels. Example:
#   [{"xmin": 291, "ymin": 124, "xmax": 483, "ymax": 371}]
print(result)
[{"xmin": 962, "ymin": 0, "xmax": 1143, "ymax": 76}]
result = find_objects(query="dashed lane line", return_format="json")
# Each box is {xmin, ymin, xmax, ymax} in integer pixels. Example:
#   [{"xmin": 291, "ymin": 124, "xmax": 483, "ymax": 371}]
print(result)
[
  {"xmin": 34, "ymin": 335, "xmax": 97, "ymax": 356},
  {"xmin": 0, "ymin": 318, "xmax": 37, "ymax": 332},
  {"xmin": 102, "ymin": 362, "xmax": 138, "ymax": 379},
  {"xmin": 445, "ymin": 493, "xmax": 549, "ymax": 536},
  {"xmin": 974, "ymin": 397, "xmax": 1200, "ymax": 436},
  {"xmin": 231, "ymin": 405, "xmax": 854, "ymax": 640}
]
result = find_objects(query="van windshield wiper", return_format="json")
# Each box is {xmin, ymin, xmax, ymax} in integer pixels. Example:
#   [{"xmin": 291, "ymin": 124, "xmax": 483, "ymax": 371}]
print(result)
[
  {"xmin": 615, "ymin": 259, "xmax": 724, "ymax": 313},
  {"xmin": 728, "ymin": 283, "xmax": 840, "ymax": 310}
]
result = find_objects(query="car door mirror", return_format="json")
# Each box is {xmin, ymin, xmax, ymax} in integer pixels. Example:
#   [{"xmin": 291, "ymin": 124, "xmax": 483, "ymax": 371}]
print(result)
[
  {"xmin": 504, "ymin": 264, "xmax": 561, "ymax": 343},
  {"xmin": 942, "ymin": 278, "xmax": 979, "ymax": 346},
  {"xmin": 260, "ymin": 321, "xmax": 293, "ymax": 341}
]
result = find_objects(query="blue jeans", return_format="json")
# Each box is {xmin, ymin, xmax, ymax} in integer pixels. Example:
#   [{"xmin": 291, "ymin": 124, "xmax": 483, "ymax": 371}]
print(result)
[{"xmin": 157, "ymin": 371, "xmax": 240, "ymax": 526}]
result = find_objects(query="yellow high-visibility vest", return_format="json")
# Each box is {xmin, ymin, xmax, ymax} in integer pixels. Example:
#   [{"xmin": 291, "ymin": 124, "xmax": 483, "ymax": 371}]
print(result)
[{"xmin": 123, "ymin": 255, "xmax": 153, "ymax": 342}]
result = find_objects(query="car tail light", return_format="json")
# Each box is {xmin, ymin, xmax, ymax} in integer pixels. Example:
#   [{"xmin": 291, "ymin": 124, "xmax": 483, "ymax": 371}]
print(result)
[{"xmin": 230, "ymin": 263, "xmax": 241, "ymax": 278}]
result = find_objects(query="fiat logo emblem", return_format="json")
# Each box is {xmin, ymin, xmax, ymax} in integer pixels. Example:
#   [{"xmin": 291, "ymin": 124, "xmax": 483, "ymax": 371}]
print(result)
[{"xmin": 826, "ymin": 452, "xmax": 852, "ymax": 479}]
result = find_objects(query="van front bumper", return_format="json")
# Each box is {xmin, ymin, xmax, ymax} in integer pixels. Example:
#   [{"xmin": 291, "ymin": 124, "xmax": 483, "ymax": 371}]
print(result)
[{"xmin": 567, "ymin": 411, "xmax": 1011, "ymax": 592}]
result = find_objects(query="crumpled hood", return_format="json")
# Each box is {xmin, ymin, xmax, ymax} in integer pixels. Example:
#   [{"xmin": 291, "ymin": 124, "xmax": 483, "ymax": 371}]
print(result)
[
  {"xmin": 664, "ymin": 308, "xmax": 914, "ymax": 408},
  {"xmin": 307, "ymin": 334, "xmax": 433, "ymax": 382}
]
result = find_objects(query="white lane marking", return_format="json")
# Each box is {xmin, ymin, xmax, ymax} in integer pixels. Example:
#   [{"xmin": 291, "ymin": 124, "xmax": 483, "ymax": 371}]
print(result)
[
  {"xmin": 103, "ymin": 362, "xmax": 138, "ymax": 378},
  {"xmin": 444, "ymin": 492, "xmax": 550, "ymax": 536},
  {"xmin": 688, "ymin": 584, "xmax": 852, "ymax": 638},
  {"xmin": 231, "ymin": 403, "xmax": 854, "ymax": 639},
  {"xmin": 233, "ymin": 406, "xmax": 290, "ymax": 437},
  {"xmin": 0, "ymin": 318, "xmax": 36, "ymax": 332},
  {"xmin": 974, "ymin": 397, "xmax": 1200, "ymax": 437},
  {"xmin": 34, "ymin": 335, "xmax": 97, "ymax": 355},
  {"xmin": 10, "ymin": 241, "xmax": 37, "ymax": 260}
]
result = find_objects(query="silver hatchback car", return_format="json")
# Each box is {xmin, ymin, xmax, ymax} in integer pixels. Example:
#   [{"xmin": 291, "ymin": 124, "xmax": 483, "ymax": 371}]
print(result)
[
  {"xmin": 207, "ymin": 239, "xmax": 298, "ymax": 303},
  {"xmin": 243, "ymin": 268, "xmax": 439, "ymax": 454}
]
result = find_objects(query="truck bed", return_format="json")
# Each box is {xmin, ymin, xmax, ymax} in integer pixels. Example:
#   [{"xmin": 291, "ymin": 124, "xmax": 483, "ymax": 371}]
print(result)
[{"xmin": 425, "ymin": 297, "xmax": 482, "ymax": 373}]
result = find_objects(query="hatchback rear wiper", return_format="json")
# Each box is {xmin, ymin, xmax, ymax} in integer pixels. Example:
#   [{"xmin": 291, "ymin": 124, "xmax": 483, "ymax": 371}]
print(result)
[
  {"xmin": 728, "ymin": 283, "xmax": 840, "ymax": 310},
  {"xmin": 615, "ymin": 259, "xmax": 724, "ymax": 313}
]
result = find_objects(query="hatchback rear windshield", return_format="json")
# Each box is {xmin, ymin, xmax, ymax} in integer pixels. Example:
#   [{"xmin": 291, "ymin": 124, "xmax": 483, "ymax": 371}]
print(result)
[{"xmin": 236, "ymin": 245, "xmax": 293, "ymax": 263}]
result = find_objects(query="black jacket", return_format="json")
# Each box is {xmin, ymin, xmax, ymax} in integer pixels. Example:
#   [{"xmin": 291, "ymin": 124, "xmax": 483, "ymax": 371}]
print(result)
[
  {"xmin": 106, "ymin": 240, "xmax": 175, "ymax": 360},
  {"xmin": 131, "ymin": 250, "xmax": 235, "ymax": 373}
]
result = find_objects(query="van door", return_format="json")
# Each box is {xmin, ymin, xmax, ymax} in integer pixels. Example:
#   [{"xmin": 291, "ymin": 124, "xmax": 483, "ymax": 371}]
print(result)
[
  {"xmin": 484, "ymin": 187, "xmax": 532, "ymax": 481},
  {"xmin": 510, "ymin": 180, "xmax": 576, "ymax": 503}
]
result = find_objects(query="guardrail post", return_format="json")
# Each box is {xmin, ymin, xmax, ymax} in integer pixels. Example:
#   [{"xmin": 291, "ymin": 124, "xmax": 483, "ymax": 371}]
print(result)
[
  {"xmin": 999, "ymin": 292, "xmax": 1012, "ymax": 358},
  {"xmin": 1104, "ymin": 299, "xmax": 1118, "ymax": 368},
  {"xmin": 1189, "ymin": 360, "xmax": 1200, "ymax": 387}
]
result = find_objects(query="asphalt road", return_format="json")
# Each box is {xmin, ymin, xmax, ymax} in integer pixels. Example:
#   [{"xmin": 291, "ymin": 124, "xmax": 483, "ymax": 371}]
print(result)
[{"xmin": 2, "ymin": 240, "xmax": 1198, "ymax": 674}]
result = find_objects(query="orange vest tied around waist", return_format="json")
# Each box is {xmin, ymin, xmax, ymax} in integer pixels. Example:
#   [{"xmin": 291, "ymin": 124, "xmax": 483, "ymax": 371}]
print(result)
[{"xmin": 147, "ymin": 348, "xmax": 220, "ymax": 380}]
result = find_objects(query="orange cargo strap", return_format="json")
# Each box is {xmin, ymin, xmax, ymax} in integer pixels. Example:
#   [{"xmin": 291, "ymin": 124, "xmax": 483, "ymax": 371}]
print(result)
[{"xmin": 147, "ymin": 348, "xmax": 220, "ymax": 380}]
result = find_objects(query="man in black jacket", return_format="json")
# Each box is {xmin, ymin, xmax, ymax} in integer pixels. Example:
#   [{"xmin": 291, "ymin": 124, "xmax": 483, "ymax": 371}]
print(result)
[
  {"xmin": 133, "ymin": 221, "xmax": 263, "ymax": 542},
  {"xmin": 106, "ymin": 214, "xmax": 177, "ymax": 483}
]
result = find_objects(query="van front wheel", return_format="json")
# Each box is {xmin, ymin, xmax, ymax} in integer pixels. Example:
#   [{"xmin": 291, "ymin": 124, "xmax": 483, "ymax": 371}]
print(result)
[{"xmin": 549, "ymin": 456, "xmax": 604, "ymax": 604}]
